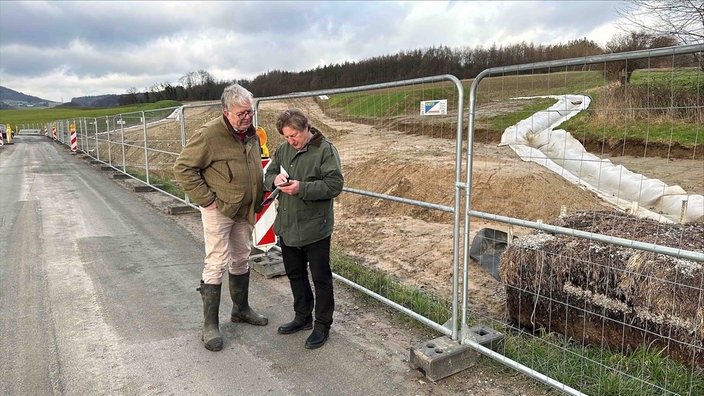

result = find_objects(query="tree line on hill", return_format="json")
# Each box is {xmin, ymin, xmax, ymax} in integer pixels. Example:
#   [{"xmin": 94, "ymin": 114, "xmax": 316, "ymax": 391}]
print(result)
[{"xmin": 118, "ymin": 32, "xmax": 693, "ymax": 106}]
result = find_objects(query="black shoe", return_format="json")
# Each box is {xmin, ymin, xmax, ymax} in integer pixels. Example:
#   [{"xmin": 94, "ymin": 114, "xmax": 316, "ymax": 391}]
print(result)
[
  {"xmin": 304, "ymin": 328, "xmax": 329, "ymax": 349},
  {"xmin": 277, "ymin": 319, "xmax": 313, "ymax": 335}
]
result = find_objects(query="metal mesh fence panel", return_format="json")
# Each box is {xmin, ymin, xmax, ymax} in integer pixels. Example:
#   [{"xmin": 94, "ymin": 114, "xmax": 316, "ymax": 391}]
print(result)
[{"xmin": 462, "ymin": 44, "xmax": 703, "ymax": 396}]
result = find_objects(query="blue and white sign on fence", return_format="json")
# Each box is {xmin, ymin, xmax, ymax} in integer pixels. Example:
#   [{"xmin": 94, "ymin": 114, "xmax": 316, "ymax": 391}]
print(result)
[{"xmin": 420, "ymin": 99, "xmax": 447, "ymax": 116}]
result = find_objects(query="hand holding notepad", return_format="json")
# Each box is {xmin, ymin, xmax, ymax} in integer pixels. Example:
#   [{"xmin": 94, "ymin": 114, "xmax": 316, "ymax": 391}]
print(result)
[{"xmin": 261, "ymin": 166, "xmax": 290, "ymax": 206}]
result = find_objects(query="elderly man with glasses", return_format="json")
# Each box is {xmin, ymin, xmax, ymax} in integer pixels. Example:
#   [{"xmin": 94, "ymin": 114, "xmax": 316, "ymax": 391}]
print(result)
[{"xmin": 174, "ymin": 83, "xmax": 267, "ymax": 352}]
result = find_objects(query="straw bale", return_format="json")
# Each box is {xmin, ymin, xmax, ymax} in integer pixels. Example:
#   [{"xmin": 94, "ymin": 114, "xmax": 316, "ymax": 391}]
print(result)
[{"xmin": 499, "ymin": 211, "xmax": 704, "ymax": 370}]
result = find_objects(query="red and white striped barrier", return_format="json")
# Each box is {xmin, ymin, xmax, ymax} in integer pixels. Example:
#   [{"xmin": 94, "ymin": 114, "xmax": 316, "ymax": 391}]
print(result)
[
  {"xmin": 0, "ymin": 129, "xmax": 4, "ymax": 146},
  {"xmin": 69, "ymin": 124, "xmax": 77, "ymax": 152},
  {"xmin": 253, "ymin": 158, "xmax": 277, "ymax": 251},
  {"xmin": 52, "ymin": 125, "xmax": 57, "ymax": 140}
]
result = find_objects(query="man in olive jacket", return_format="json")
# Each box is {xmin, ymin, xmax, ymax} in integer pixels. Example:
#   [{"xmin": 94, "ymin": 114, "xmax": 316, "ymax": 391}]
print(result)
[
  {"xmin": 173, "ymin": 84, "xmax": 267, "ymax": 352},
  {"xmin": 264, "ymin": 108, "xmax": 343, "ymax": 349}
]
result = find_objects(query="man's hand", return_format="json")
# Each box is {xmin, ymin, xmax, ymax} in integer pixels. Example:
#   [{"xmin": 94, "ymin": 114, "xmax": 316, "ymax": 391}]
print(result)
[
  {"xmin": 274, "ymin": 173, "xmax": 289, "ymax": 186},
  {"xmin": 278, "ymin": 180, "xmax": 300, "ymax": 195}
]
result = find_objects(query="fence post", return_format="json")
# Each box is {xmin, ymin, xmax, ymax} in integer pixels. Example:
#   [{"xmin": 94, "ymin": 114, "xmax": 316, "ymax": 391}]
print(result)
[
  {"xmin": 93, "ymin": 118, "xmax": 99, "ymax": 161},
  {"xmin": 106, "ymin": 117, "xmax": 112, "ymax": 166},
  {"xmin": 178, "ymin": 105, "xmax": 191, "ymax": 206},
  {"xmin": 142, "ymin": 111, "xmax": 150, "ymax": 185},
  {"xmin": 119, "ymin": 115, "xmax": 126, "ymax": 173},
  {"xmin": 80, "ymin": 118, "xmax": 87, "ymax": 153}
]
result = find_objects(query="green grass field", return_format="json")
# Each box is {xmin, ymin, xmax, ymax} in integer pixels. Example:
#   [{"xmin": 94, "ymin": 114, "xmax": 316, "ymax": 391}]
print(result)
[
  {"xmin": 322, "ymin": 69, "xmax": 701, "ymax": 147},
  {"xmin": 0, "ymin": 100, "xmax": 182, "ymax": 129}
]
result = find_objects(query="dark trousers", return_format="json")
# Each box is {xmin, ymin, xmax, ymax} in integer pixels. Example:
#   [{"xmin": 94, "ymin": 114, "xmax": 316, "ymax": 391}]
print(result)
[{"xmin": 280, "ymin": 236, "xmax": 334, "ymax": 330}]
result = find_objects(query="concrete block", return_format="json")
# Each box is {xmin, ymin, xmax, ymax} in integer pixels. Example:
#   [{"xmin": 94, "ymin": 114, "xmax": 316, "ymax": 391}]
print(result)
[
  {"xmin": 250, "ymin": 251, "xmax": 286, "ymax": 278},
  {"xmin": 410, "ymin": 336, "xmax": 477, "ymax": 382},
  {"xmin": 112, "ymin": 173, "xmax": 130, "ymax": 179},
  {"xmin": 133, "ymin": 185, "xmax": 155, "ymax": 192},
  {"xmin": 167, "ymin": 205, "xmax": 198, "ymax": 215},
  {"xmin": 467, "ymin": 324, "xmax": 504, "ymax": 351},
  {"xmin": 133, "ymin": 183, "xmax": 163, "ymax": 192},
  {"xmin": 100, "ymin": 165, "xmax": 114, "ymax": 171}
]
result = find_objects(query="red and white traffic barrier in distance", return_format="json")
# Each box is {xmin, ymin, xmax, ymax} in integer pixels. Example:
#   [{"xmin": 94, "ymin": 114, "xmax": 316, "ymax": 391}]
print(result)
[
  {"xmin": 253, "ymin": 158, "xmax": 277, "ymax": 251},
  {"xmin": 0, "ymin": 129, "xmax": 4, "ymax": 146},
  {"xmin": 52, "ymin": 124, "xmax": 57, "ymax": 140},
  {"xmin": 69, "ymin": 123, "xmax": 77, "ymax": 152}
]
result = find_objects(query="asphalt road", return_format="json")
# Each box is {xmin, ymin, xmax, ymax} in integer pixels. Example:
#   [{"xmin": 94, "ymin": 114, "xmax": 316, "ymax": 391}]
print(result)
[{"xmin": 0, "ymin": 136, "xmax": 439, "ymax": 395}]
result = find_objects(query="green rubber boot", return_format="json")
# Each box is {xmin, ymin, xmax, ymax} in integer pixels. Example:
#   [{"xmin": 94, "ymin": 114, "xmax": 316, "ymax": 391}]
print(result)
[
  {"xmin": 229, "ymin": 271, "xmax": 268, "ymax": 326},
  {"xmin": 198, "ymin": 281, "xmax": 223, "ymax": 351}
]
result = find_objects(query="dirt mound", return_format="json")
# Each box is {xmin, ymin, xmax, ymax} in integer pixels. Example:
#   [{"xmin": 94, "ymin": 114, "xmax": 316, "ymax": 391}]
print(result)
[{"xmin": 501, "ymin": 211, "xmax": 704, "ymax": 369}]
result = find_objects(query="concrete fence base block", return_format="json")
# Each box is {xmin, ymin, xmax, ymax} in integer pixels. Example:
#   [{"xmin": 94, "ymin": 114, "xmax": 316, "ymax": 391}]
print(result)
[
  {"xmin": 112, "ymin": 173, "xmax": 130, "ymax": 179},
  {"xmin": 249, "ymin": 251, "xmax": 286, "ymax": 278},
  {"xmin": 133, "ymin": 184, "xmax": 163, "ymax": 193},
  {"xmin": 167, "ymin": 205, "xmax": 198, "ymax": 215},
  {"xmin": 409, "ymin": 336, "xmax": 477, "ymax": 382},
  {"xmin": 467, "ymin": 324, "xmax": 505, "ymax": 351},
  {"xmin": 100, "ymin": 165, "xmax": 113, "ymax": 171}
]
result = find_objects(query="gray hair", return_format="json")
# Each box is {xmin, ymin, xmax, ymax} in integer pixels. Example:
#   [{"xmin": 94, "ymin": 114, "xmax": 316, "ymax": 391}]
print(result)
[
  {"xmin": 221, "ymin": 84, "xmax": 253, "ymax": 111},
  {"xmin": 275, "ymin": 108, "xmax": 310, "ymax": 135}
]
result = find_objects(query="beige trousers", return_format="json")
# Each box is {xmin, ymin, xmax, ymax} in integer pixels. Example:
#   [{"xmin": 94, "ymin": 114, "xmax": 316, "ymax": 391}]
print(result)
[{"xmin": 201, "ymin": 206, "xmax": 253, "ymax": 284}]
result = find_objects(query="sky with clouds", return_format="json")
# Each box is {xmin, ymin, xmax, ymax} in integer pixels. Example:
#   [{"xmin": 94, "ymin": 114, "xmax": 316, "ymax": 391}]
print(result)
[{"xmin": 0, "ymin": 0, "xmax": 631, "ymax": 103}]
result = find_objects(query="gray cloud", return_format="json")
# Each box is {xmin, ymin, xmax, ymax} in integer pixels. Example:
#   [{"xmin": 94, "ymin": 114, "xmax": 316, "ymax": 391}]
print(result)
[{"xmin": 0, "ymin": 1, "xmax": 628, "ymax": 102}]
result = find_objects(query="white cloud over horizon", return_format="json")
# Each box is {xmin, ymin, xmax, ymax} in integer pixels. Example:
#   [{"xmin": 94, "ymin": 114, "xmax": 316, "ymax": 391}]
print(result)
[{"xmin": 0, "ymin": 0, "xmax": 631, "ymax": 102}]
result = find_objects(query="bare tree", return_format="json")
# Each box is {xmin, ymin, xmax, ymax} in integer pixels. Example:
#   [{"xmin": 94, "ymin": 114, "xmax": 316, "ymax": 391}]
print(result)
[
  {"xmin": 604, "ymin": 31, "xmax": 678, "ymax": 84},
  {"xmin": 179, "ymin": 72, "xmax": 196, "ymax": 89},
  {"xmin": 120, "ymin": 87, "xmax": 139, "ymax": 105},
  {"xmin": 617, "ymin": 0, "xmax": 704, "ymax": 45}
]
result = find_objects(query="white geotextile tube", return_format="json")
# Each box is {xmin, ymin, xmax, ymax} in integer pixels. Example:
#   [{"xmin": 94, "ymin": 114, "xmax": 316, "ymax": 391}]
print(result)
[{"xmin": 499, "ymin": 94, "xmax": 704, "ymax": 224}]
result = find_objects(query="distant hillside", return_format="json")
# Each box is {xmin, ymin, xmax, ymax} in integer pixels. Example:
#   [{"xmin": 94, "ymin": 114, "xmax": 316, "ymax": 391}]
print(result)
[
  {"xmin": 56, "ymin": 94, "xmax": 121, "ymax": 108},
  {"xmin": 0, "ymin": 86, "xmax": 60, "ymax": 109},
  {"xmin": 0, "ymin": 86, "xmax": 122, "ymax": 109}
]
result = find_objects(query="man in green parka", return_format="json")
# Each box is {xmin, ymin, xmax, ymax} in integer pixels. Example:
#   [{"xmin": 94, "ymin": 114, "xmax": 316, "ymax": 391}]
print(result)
[
  {"xmin": 173, "ymin": 84, "xmax": 267, "ymax": 352},
  {"xmin": 265, "ymin": 108, "xmax": 344, "ymax": 349}
]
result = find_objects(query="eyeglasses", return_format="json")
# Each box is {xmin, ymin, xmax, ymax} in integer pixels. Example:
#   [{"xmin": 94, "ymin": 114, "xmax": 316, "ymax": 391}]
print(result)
[{"xmin": 231, "ymin": 109, "xmax": 254, "ymax": 119}]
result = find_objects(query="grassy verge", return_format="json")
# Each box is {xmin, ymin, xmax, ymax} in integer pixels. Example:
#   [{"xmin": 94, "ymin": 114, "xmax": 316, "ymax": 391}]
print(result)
[
  {"xmin": 502, "ymin": 330, "xmax": 703, "ymax": 395},
  {"xmin": 324, "ymin": 85, "xmax": 454, "ymax": 117},
  {"xmin": 330, "ymin": 246, "xmax": 452, "ymax": 325},
  {"xmin": 486, "ymin": 97, "xmax": 558, "ymax": 130}
]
